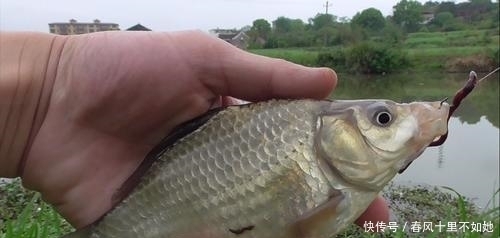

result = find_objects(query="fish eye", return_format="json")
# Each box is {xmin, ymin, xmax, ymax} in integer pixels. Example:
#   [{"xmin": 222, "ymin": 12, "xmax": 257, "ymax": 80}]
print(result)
[{"xmin": 374, "ymin": 110, "xmax": 392, "ymax": 127}]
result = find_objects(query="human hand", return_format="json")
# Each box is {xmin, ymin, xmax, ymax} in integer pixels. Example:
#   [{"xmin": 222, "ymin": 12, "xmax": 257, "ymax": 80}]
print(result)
[{"xmin": 10, "ymin": 31, "xmax": 387, "ymax": 229}]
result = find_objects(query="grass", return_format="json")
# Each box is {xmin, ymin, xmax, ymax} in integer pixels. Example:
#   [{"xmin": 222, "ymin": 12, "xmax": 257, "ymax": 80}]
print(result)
[
  {"xmin": 405, "ymin": 29, "xmax": 499, "ymax": 49},
  {"xmin": 336, "ymin": 184, "xmax": 500, "ymax": 238},
  {"xmin": 406, "ymin": 46, "xmax": 498, "ymax": 71},
  {"xmin": 403, "ymin": 29, "xmax": 499, "ymax": 72},
  {"xmin": 249, "ymin": 48, "xmax": 319, "ymax": 66},
  {"xmin": 248, "ymin": 28, "xmax": 499, "ymax": 72},
  {"xmin": 1, "ymin": 179, "xmax": 498, "ymax": 238},
  {"xmin": 250, "ymin": 45, "xmax": 498, "ymax": 72},
  {"xmin": 0, "ymin": 179, "xmax": 73, "ymax": 238}
]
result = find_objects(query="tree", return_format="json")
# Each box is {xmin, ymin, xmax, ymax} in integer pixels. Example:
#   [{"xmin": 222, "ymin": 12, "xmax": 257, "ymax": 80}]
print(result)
[
  {"xmin": 436, "ymin": 1, "xmax": 456, "ymax": 15},
  {"xmin": 334, "ymin": 24, "xmax": 364, "ymax": 45},
  {"xmin": 351, "ymin": 8, "xmax": 386, "ymax": 33},
  {"xmin": 250, "ymin": 19, "xmax": 271, "ymax": 40},
  {"xmin": 273, "ymin": 16, "xmax": 292, "ymax": 34},
  {"xmin": 392, "ymin": 0, "xmax": 424, "ymax": 32},
  {"xmin": 309, "ymin": 14, "xmax": 337, "ymax": 46},
  {"xmin": 432, "ymin": 11, "xmax": 455, "ymax": 29},
  {"xmin": 289, "ymin": 19, "xmax": 306, "ymax": 32},
  {"xmin": 310, "ymin": 13, "xmax": 336, "ymax": 30},
  {"xmin": 423, "ymin": 1, "xmax": 440, "ymax": 9},
  {"xmin": 381, "ymin": 22, "xmax": 405, "ymax": 45},
  {"xmin": 247, "ymin": 19, "xmax": 271, "ymax": 48},
  {"xmin": 264, "ymin": 17, "xmax": 309, "ymax": 48},
  {"xmin": 466, "ymin": 0, "xmax": 495, "ymax": 22}
]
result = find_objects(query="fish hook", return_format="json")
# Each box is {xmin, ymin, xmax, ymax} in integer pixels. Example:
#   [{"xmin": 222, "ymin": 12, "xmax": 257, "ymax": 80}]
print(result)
[{"xmin": 429, "ymin": 67, "xmax": 499, "ymax": 147}]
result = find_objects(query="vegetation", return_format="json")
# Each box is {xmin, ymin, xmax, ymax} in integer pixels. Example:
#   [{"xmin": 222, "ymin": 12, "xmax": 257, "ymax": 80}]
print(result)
[
  {"xmin": 392, "ymin": 0, "xmax": 425, "ymax": 33},
  {"xmin": 0, "ymin": 179, "xmax": 73, "ymax": 238},
  {"xmin": 245, "ymin": 0, "xmax": 499, "ymax": 74},
  {"xmin": 317, "ymin": 42, "xmax": 409, "ymax": 74},
  {"xmin": 251, "ymin": 48, "xmax": 319, "ymax": 66},
  {"xmin": 1, "ymin": 179, "xmax": 498, "ymax": 238},
  {"xmin": 0, "ymin": 1, "xmax": 498, "ymax": 237},
  {"xmin": 351, "ymin": 8, "xmax": 386, "ymax": 34},
  {"xmin": 246, "ymin": 0, "xmax": 499, "ymax": 48},
  {"xmin": 337, "ymin": 184, "xmax": 499, "ymax": 237},
  {"xmin": 250, "ymin": 28, "xmax": 499, "ymax": 73}
]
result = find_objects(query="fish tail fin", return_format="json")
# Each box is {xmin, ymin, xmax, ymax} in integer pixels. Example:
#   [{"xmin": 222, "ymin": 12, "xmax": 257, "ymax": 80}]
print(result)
[{"xmin": 60, "ymin": 226, "xmax": 93, "ymax": 238}]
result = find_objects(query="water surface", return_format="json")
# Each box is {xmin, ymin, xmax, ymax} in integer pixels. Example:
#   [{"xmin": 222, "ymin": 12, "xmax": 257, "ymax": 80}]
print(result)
[{"xmin": 330, "ymin": 72, "xmax": 499, "ymax": 208}]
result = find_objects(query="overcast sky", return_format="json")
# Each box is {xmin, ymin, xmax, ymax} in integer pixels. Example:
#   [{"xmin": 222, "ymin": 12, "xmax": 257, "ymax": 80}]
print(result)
[{"xmin": 1, "ymin": 0, "xmax": 471, "ymax": 33}]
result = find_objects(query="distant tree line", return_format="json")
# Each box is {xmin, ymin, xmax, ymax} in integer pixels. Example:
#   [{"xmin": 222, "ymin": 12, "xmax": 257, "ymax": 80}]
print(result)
[
  {"xmin": 247, "ymin": 0, "xmax": 498, "ymax": 49},
  {"xmin": 244, "ymin": 0, "xmax": 498, "ymax": 74}
]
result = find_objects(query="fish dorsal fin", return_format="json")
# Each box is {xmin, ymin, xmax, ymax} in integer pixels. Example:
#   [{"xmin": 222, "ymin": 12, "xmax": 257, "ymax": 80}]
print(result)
[{"xmin": 111, "ymin": 107, "xmax": 225, "ymax": 206}]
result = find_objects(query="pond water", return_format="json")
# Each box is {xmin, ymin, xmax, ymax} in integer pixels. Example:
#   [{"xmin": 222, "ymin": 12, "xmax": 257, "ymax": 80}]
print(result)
[{"xmin": 330, "ymin": 72, "xmax": 499, "ymax": 208}]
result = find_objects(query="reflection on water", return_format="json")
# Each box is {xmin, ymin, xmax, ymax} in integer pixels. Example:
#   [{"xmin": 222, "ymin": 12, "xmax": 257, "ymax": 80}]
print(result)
[
  {"xmin": 438, "ymin": 146, "xmax": 444, "ymax": 168},
  {"xmin": 330, "ymin": 72, "xmax": 499, "ymax": 207}
]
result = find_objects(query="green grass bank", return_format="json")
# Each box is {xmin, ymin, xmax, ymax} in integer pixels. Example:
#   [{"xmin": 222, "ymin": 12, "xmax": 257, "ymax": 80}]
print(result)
[
  {"xmin": 1, "ymin": 179, "xmax": 498, "ymax": 238},
  {"xmin": 249, "ymin": 29, "xmax": 500, "ymax": 73}
]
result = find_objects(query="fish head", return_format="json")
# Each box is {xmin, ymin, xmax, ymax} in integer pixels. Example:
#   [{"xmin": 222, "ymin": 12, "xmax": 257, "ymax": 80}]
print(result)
[{"xmin": 317, "ymin": 100, "xmax": 449, "ymax": 190}]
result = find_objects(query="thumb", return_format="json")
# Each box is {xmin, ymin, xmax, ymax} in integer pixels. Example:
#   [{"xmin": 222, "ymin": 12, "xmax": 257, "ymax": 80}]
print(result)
[{"xmin": 179, "ymin": 32, "xmax": 338, "ymax": 101}]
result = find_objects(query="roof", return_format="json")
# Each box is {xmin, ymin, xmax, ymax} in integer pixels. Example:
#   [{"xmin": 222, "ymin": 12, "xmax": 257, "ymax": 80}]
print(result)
[
  {"xmin": 126, "ymin": 24, "xmax": 152, "ymax": 31},
  {"xmin": 218, "ymin": 33, "xmax": 239, "ymax": 40},
  {"xmin": 49, "ymin": 19, "xmax": 118, "ymax": 25},
  {"xmin": 49, "ymin": 22, "xmax": 118, "ymax": 25},
  {"xmin": 210, "ymin": 29, "xmax": 239, "ymax": 34}
]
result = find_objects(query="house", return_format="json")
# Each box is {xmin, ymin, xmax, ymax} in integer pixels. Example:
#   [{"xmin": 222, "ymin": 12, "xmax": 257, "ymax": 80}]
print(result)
[
  {"xmin": 49, "ymin": 19, "xmax": 119, "ymax": 35},
  {"xmin": 209, "ymin": 29, "xmax": 250, "ymax": 49},
  {"xmin": 126, "ymin": 24, "xmax": 152, "ymax": 31},
  {"xmin": 422, "ymin": 11, "xmax": 435, "ymax": 24}
]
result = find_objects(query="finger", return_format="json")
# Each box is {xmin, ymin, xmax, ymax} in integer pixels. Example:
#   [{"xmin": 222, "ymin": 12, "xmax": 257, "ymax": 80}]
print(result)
[
  {"xmin": 354, "ymin": 196, "xmax": 390, "ymax": 227},
  {"xmin": 193, "ymin": 36, "xmax": 337, "ymax": 101},
  {"xmin": 222, "ymin": 53, "xmax": 337, "ymax": 101}
]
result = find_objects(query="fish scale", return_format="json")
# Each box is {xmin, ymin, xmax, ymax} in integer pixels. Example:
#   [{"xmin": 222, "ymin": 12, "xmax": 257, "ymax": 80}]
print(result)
[
  {"xmin": 89, "ymin": 100, "xmax": 333, "ymax": 238},
  {"xmin": 64, "ymin": 99, "xmax": 450, "ymax": 238}
]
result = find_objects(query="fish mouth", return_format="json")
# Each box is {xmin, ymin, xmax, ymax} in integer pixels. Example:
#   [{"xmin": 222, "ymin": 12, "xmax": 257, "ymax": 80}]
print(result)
[{"xmin": 398, "ymin": 101, "xmax": 450, "ymax": 174}]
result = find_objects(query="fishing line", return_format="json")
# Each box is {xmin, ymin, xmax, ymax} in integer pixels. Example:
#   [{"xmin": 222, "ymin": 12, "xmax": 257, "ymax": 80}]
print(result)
[
  {"xmin": 478, "ymin": 67, "xmax": 500, "ymax": 83},
  {"xmin": 430, "ymin": 67, "xmax": 500, "ymax": 147}
]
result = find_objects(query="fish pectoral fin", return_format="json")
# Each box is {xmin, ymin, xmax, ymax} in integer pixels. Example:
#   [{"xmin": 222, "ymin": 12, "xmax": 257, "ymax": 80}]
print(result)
[{"xmin": 286, "ymin": 192, "xmax": 344, "ymax": 238}]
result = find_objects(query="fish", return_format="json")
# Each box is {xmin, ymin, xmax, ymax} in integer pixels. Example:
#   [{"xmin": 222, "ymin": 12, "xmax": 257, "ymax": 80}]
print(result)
[{"xmin": 62, "ymin": 99, "xmax": 449, "ymax": 238}]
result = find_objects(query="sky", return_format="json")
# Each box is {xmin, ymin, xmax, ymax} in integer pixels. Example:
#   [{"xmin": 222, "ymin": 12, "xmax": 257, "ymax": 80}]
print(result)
[{"xmin": 0, "ymin": 0, "xmax": 471, "ymax": 33}]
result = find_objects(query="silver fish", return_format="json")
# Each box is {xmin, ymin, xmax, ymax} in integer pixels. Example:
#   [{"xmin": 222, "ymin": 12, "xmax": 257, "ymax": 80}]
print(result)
[{"xmin": 63, "ymin": 99, "xmax": 449, "ymax": 238}]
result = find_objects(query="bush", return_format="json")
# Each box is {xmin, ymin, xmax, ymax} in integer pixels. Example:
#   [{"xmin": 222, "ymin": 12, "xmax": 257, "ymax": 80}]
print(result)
[
  {"xmin": 316, "ymin": 49, "xmax": 347, "ymax": 70},
  {"xmin": 316, "ymin": 42, "xmax": 409, "ymax": 74},
  {"xmin": 345, "ymin": 42, "xmax": 409, "ymax": 74}
]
